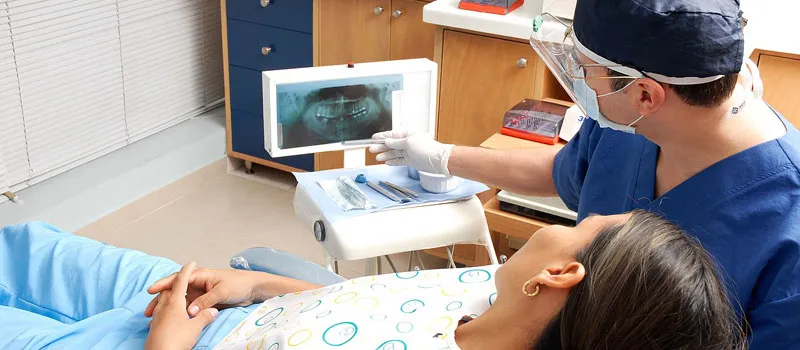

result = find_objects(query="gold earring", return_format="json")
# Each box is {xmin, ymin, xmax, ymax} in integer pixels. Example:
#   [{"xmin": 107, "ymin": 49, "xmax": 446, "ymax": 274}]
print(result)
[{"xmin": 522, "ymin": 279, "xmax": 540, "ymax": 297}]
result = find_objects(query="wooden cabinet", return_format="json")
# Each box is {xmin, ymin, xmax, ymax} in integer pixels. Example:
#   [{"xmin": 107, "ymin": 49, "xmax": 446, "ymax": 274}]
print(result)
[
  {"xmin": 317, "ymin": 0, "xmax": 435, "ymax": 65},
  {"xmin": 223, "ymin": 0, "xmax": 315, "ymax": 173},
  {"xmin": 315, "ymin": 0, "xmax": 436, "ymax": 171},
  {"xmin": 756, "ymin": 52, "xmax": 800, "ymax": 127},
  {"xmin": 318, "ymin": 0, "xmax": 391, "ymax": 65},
  {"xmin": 390, "ymin": 0, "xmax": 436, "ymax": 61},
  {"xmin": 437, "ymin": 31, "xmax": 537, "ymax": 147}
]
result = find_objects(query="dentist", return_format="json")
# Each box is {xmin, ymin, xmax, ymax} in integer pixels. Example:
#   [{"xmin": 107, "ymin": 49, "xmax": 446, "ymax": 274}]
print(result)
[{"xmin": 370, "ymin": 0, "xmax": 800, "ymax": 348}]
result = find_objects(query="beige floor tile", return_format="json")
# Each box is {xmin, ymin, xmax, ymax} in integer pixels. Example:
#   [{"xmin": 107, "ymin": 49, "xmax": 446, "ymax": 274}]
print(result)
[
  {"xmin": 79, "ymin": 171, "xmax": 313, "ymax": 269},
  {"xmin": 79, "ymin": 160, "xmax": 228, "ymax": 237},
  {"xmin": 79, "ymin": 163, "xmax": 450, "ymax": 276}
]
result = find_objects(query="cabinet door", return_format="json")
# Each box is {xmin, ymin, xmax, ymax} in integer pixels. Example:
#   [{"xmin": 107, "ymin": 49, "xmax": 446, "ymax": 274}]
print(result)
[
  {"xmin": 759, "ymin": 54, "xmax": 800, "ymax": 127},
  {"xmin": 316, "ymin": 0, "xmax": 392, "ymax": 170},
  {"xmin": 438, "ymin": 31, "xmax": 536, "ymax": 146},
  {"xmin": 389, "ymin": 0, "xmax": 436, "ymax": 60},
  {"xmin": 318, "ymin": 0, "xmax": 391, "ymax": 65}
]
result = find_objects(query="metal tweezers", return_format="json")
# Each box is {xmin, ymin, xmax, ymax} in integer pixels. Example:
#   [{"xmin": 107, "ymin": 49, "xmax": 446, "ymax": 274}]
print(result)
[
  {"xmin": 366, "ymin": 181, "xmax": 410, "ymax": 203},
  {"xmin": 379, "ymin": 181, "xmax": 419, "ymax": 199}
]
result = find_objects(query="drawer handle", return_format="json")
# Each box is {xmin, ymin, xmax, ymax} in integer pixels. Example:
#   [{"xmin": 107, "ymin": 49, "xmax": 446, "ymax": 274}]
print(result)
[
  {"xmin": 374, "ymin": 6, "xmax": 384, "ymax": 15},
  {"xmin": 392, "ymin": 9, "xmax": 403, "ymax": 18},
  {"xmin": 261, "ymin": 47, "xmax": 273, "ymax": 56},
  {"xmin": 516, "ymin": 57, "xmax": 527, "ymax": 68},
  {"xmin": 260, "ymin": 0, "xmax": 271, "ymax": 8}
]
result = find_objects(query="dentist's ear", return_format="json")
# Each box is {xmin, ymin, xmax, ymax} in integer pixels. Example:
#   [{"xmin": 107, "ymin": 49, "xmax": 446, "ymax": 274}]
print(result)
[
  {"xmin": 524, "ymin": 262, "xmax": 586, "ymax": 294},
  {"xmin": 635, "ymin": 78, "xmax": 666, "ymax": 116}
]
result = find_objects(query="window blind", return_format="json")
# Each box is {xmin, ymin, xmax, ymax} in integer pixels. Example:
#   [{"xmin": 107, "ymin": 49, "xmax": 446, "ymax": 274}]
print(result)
[
  {"xmin": 0, "ymin": 151, "xmax": 9, "ymax": 196},
  {"xmin": 0, "ymin": 0, "xmax": 223, "ymax": 198},
  {"xmin": 0, "ymin": 1, "xmax": 30, "ymax": 192},
  {"xmin": 11, "ymin": 0, "xmax": 128, "ymax": 180},
  {"xmin": 202, "ymin": 0, "xmax": 223, "ymax": 106}
]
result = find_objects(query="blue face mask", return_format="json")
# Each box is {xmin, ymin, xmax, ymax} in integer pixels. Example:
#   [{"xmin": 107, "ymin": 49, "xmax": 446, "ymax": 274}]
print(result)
[{"xmin": 572, "ymin": 78, "xmax": 644, "ymax": 134}]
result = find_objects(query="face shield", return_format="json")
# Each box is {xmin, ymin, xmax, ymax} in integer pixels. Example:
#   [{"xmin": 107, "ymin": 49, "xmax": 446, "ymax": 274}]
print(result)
[
  {"xmin": 529, "ymin": 13, "xmax": 644, "ymax": 132},
  {"xmin": 530, "ymin": 14, "xmax": 646, "ymax": 92}
]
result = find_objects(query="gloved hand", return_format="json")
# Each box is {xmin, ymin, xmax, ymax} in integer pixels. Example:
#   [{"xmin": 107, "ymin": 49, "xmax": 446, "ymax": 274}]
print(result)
[{"xmin": 369, "ymin": 130, "xmax": 454, "ymax": 175}]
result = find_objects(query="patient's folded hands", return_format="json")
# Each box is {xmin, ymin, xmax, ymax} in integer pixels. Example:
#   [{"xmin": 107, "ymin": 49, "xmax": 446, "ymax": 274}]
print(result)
[
  {"xmin": 145, "ymin": 262, "xmax": 219, "ymax": 350},
  {"xmin": 144, "ymin": 266, "xmax": 323, "ymax": 319},
  {"xmin": 145, "ymin": 267, "xmax": 272, "ymax": 318}
]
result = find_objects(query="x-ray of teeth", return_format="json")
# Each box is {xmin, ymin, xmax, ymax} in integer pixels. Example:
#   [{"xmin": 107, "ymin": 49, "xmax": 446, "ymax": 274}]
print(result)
[{"xmin": 276, "ymin": 75, "xmax": 402, "ymax": 149}]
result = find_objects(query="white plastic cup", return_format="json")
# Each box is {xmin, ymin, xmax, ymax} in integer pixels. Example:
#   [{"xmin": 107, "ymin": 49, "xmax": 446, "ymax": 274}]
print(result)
[{"xmin": 418, "ymin": 171, "xmax": 460, "ymax": 193}]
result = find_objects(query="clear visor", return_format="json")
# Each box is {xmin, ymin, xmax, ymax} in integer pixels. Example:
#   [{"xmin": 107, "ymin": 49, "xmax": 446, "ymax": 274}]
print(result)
[{"xmin": 530, "ymin": 14, "xmax": 640, "ymax": 102}]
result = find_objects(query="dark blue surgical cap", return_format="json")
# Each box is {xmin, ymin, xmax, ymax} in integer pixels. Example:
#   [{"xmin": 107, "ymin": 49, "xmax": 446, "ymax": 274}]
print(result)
[{"xmin": 573, "ymin": 0, "xmax": 745, "ymax": 81}]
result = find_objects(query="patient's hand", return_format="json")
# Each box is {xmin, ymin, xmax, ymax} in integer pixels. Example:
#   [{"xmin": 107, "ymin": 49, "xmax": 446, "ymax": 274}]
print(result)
[
  {"xmin": 145, "ymin": 262, "xmax": 218, "ymax": 350},
  {"xmin": 145, "ymin": 268, "xmax": 270, "ymax": 318}
]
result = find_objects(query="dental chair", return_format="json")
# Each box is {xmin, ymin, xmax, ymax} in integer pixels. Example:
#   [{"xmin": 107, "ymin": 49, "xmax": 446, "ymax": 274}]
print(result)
[
  {"xmin": 230, "ymin": 241, "xmax": 508, "ymax": 286},
  {"xmin": 229, "ymin": 247, "xmax": 346, "ymax": 286},
  {"xmin": 231, "ymin": 191, "xmax": 503, "ymax": 286},
  {"xmin": 230, "ymin": 171, "xmax": 502, "ymax": 285}
]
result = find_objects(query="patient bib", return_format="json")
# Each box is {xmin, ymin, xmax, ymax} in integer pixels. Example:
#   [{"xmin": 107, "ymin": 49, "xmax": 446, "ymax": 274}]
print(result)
[{"xmin": 213, "ymin": 266, "xmax": 499, "ymax": 350}]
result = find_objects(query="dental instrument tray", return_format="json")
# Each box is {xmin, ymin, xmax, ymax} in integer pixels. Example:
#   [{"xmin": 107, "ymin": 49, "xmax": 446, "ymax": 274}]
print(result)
[
  {"xmin": 293, "ymin": 165, "xmax": 497, "ymax": 263},
  {"xmin": 294, "ymin": 165, "xmax": 489, "ymax": 223},
  {"xmin": 500, "ymin": 99, "xmax": 569, "ymax": 145}
]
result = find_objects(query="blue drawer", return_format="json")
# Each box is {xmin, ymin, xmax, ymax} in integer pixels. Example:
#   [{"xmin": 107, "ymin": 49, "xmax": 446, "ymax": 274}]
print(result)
[
  {"xmin": 229, "ymin": 65, "xmax": 263, "ymax": 115},
  {"xmin": 227, "ymin": 0, "xmax": 313, "ymax": 34},
  {"xmin": 231, "ymin": 109, "xmax": 315, "ymax": 171},
  {"xmin": 228, "ymin": 19, "xmax": 313, "ymax": 72}
]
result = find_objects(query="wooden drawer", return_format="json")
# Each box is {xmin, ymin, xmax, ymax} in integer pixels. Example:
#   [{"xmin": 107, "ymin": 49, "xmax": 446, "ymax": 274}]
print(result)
[
  {"xmin": 227, "ymin": 19, "xmax": 312, "ymax": 72},
  {"xmin": 229, "ymin": 65, "xmax": 263, "ymax": 115},
  {"xmin": 437, "ymin": 30, "xmax": 536, "ymax": 146},
  {"xmin": 230, "ymin": 109, "xmax": 315, "ymax": 171},
  {"xmin": 226, "ymin": 0, "xmax": 313, "ymax": 34}
]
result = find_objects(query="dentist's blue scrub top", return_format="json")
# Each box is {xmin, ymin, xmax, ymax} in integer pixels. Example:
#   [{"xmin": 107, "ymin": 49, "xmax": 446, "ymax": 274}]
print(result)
[{"xmin": 553, "ymin": 113, "xmax": 800, "ymax": 349}]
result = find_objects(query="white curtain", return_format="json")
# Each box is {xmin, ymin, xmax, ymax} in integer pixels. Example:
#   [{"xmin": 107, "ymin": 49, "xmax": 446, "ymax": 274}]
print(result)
[{"xmin": 0, "ymin": 0, "xmax": 223, "ymax": 195}]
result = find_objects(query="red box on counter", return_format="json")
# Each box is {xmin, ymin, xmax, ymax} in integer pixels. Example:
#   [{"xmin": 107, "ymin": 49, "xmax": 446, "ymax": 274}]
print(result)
[
  {"xmin": 458, "ymin": 0, "xmax": 524, "ymax": 15},
  {"xmin": 500, "ymin": 99, "xmax": 568, "ymax": 145}
]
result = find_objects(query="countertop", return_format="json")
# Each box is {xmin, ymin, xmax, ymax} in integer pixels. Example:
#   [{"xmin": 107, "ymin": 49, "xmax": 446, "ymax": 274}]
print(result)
[
  {"xmin": 423, "ymin": 0, "xmax": 799, "ymax": 57},
  {"xmin": 422, "ymin": 0, "xmax": 566, "ymax": 41}
]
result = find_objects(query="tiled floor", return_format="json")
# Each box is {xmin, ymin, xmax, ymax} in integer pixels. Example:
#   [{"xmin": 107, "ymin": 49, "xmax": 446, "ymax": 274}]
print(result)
[{"xmin": 79, "ymin": 160, "xmax": 445, "ymax": 279}]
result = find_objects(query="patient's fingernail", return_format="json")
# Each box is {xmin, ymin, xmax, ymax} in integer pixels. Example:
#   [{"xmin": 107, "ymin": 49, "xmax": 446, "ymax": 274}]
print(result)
[
  {"xmin": 189, "ymin": 305, "xmax": 200, "ymax": 315},
  {"xmin": 210, "ymin": 308, "xmax": 219, "ymax": 318}
]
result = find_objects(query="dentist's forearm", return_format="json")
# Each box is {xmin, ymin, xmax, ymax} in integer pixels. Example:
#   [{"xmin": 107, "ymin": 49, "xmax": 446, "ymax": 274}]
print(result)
[{"xmin": 447, "ymin": 146, "xmax": 559, "ymax": 197}]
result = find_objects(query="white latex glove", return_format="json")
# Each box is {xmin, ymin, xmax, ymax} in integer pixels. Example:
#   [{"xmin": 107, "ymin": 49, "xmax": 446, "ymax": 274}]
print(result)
[{"xmin": 369, "ymin": 130, "xmax": 454, "ymax": 175}]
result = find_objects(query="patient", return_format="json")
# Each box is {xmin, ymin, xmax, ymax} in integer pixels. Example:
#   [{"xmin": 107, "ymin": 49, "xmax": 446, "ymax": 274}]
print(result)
[{"xmin": 0, "ymin": 211, "xmax": 744, "ymax": 349}]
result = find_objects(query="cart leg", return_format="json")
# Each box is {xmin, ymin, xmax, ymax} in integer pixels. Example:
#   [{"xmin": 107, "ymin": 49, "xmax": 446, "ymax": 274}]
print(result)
[
  {"xmin": 413, "ymin": 251, "xmax": 426, "ymax": 270},
  {"xmin": 482, "ymin": 227, "xmax": 499, "ymax": 265},
  {"xmin": 364, "ymin": 257, "xmax": 379, "ymax": 276},
  {"xmin": 244, "ymin": 160, "xmax": 255, "ymax": 174},
  {"xmin": 325, "ymin": 253, "xmax": 336, "ymax": 273},
  {"xmin": 446, "ymin": 246, "xmax": 457, "ymax": 269},
  {"xmin": 384, "ymin": 255, "xmax": 398, "ymax": 273}
]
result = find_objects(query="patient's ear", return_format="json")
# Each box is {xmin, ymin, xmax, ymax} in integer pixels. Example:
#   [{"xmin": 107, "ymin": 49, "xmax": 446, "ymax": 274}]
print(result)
[{"xmin": 533, "ymin": 262, "xmax": 586, "ymax": 290}]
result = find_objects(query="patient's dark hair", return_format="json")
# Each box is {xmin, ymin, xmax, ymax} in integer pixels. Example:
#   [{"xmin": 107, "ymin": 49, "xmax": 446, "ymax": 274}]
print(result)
[
  {"xmin": 608, "ymin": 68, "xmax": 738, "ymax": 108},
  {"xmin": 537, "ymin": 210, "xmax": 745, "ymax": 350}
]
